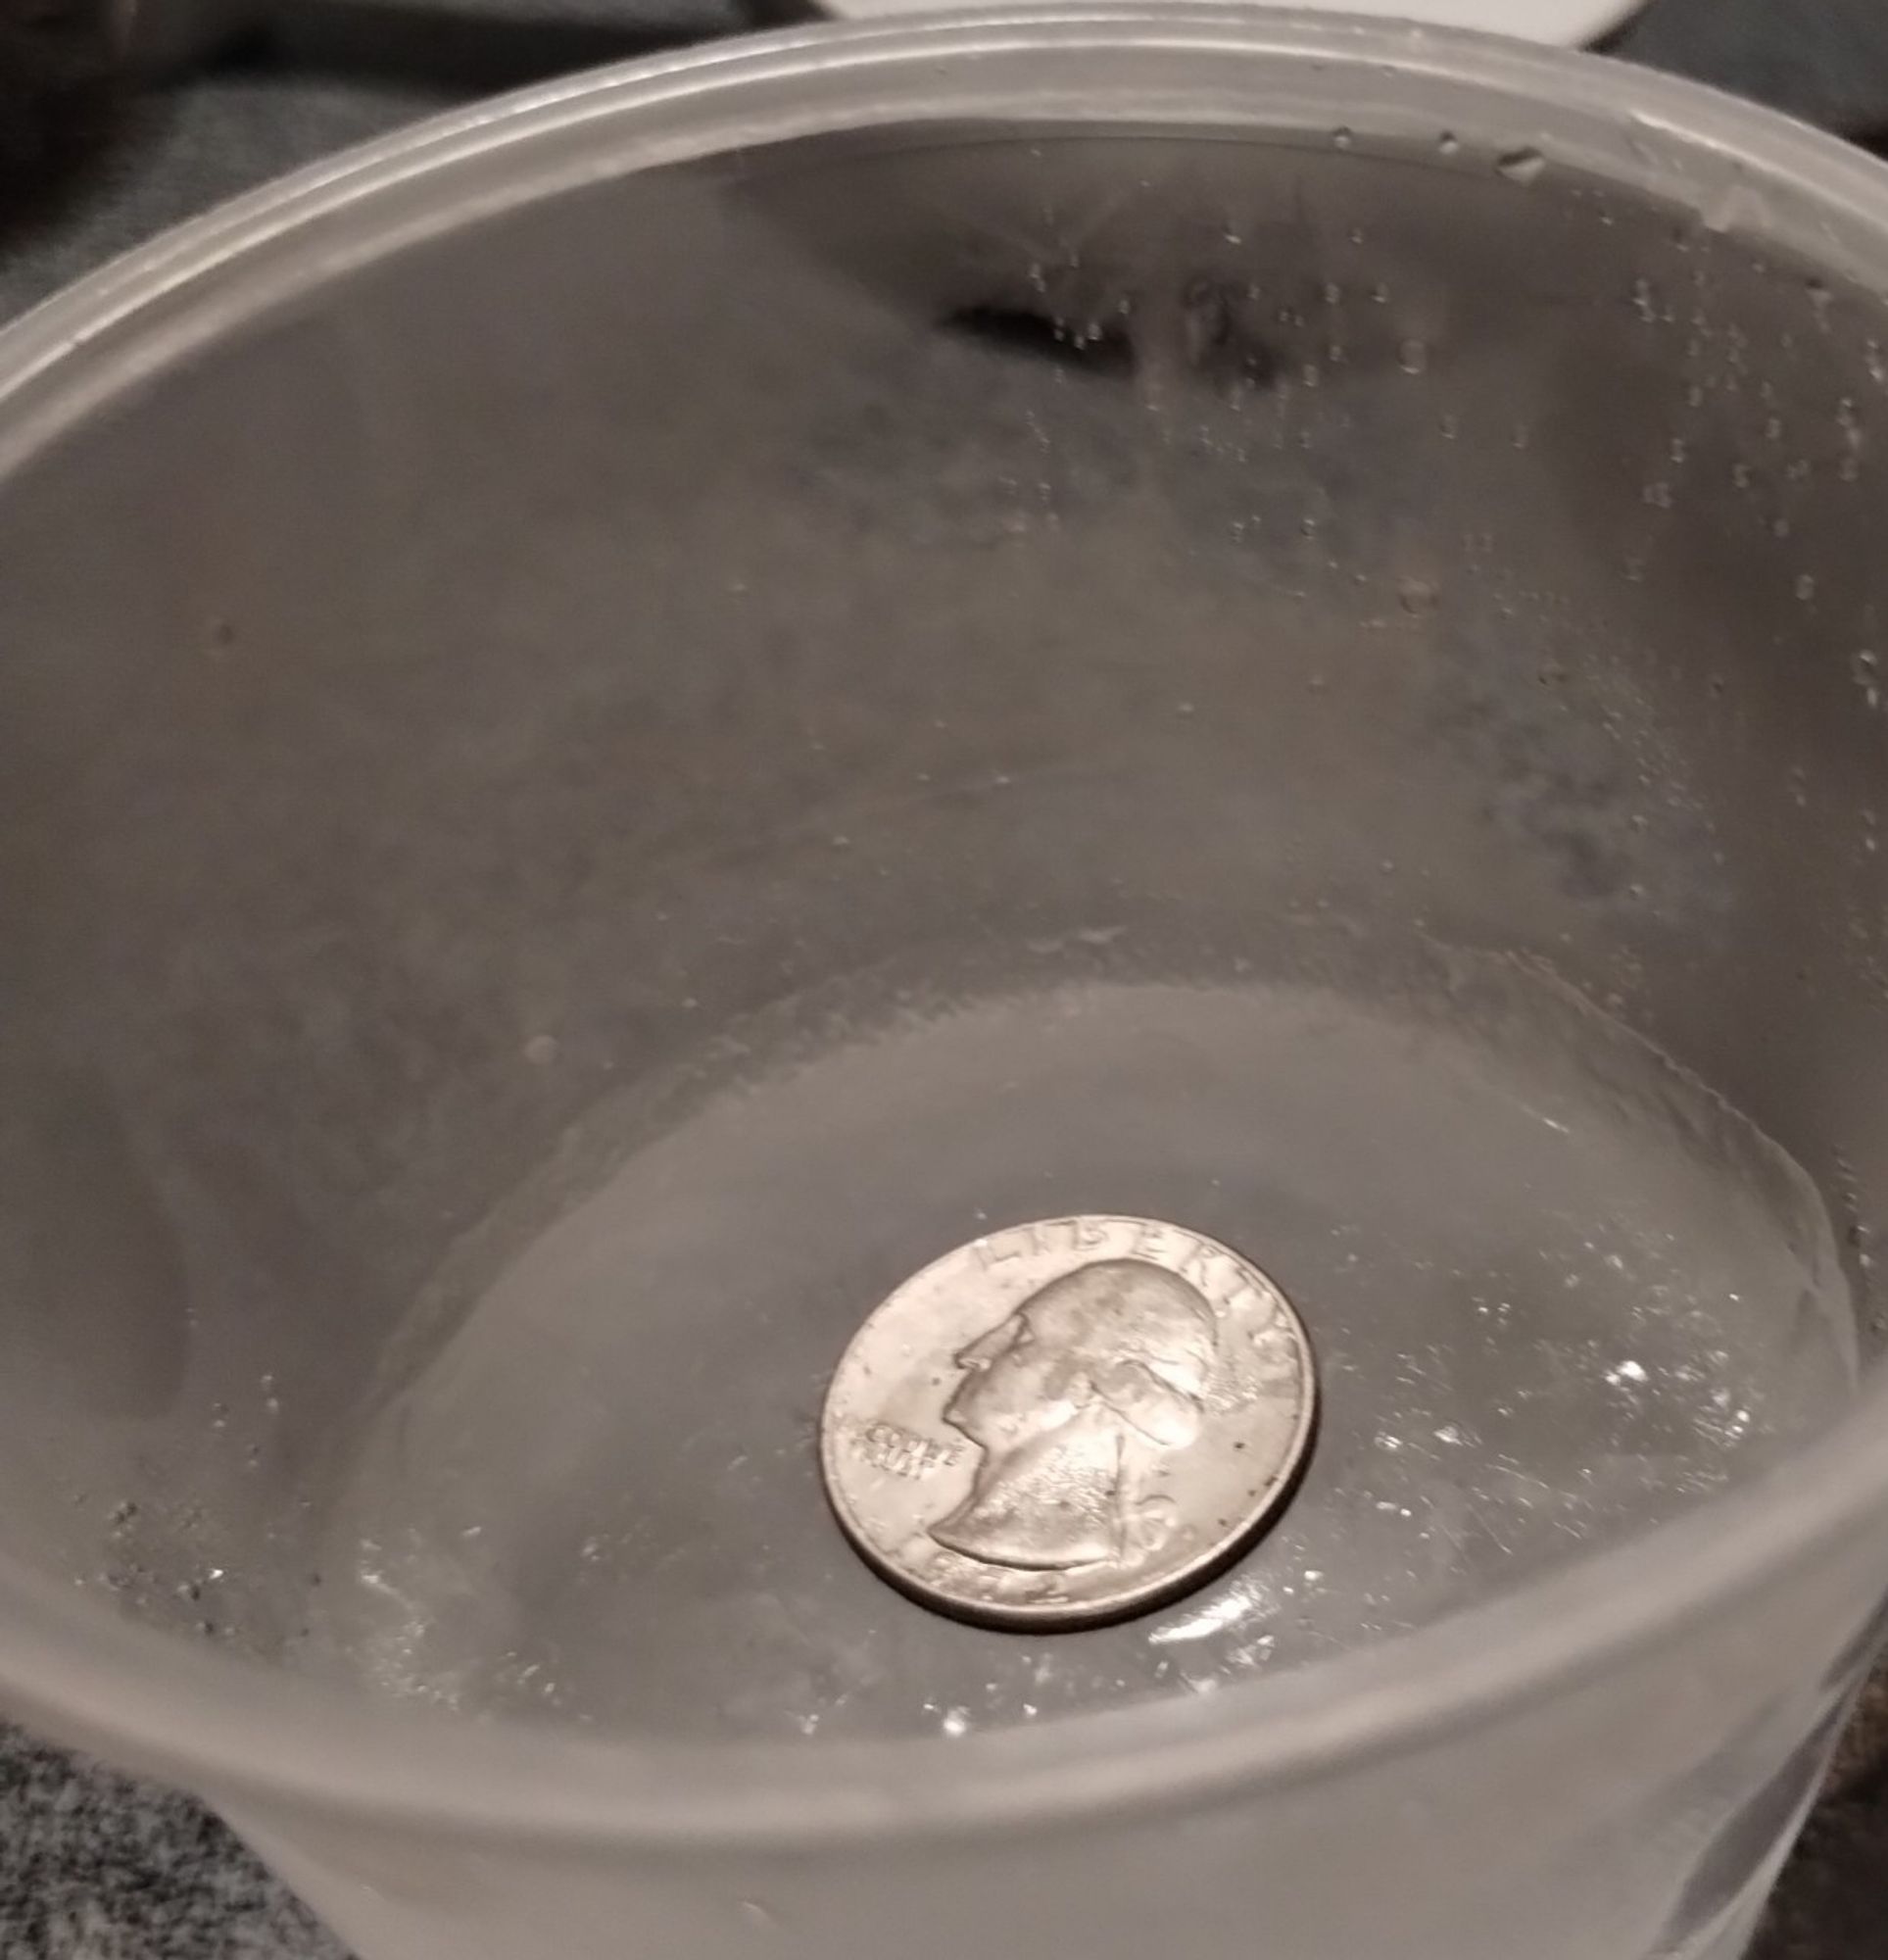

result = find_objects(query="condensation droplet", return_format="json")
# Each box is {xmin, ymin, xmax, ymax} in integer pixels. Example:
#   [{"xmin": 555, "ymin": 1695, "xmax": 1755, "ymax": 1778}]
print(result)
[
  {"xmin": 1703, "ymin": 177, "xmax": 1770, "ymax": 235},
  {"xmin": 1853, "ymin": 649, "xmax": 1880, "ymax": 710}
]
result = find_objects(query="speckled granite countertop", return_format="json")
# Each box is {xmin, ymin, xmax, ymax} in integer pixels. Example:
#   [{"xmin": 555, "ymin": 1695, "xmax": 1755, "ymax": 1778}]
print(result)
[{"xmin": 1, "ymin": 0, "xmax": 1887, "ymax": 1952}]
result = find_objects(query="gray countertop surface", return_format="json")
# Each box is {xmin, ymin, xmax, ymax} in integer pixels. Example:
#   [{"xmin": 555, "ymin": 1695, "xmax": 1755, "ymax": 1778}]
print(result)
[{"xmin": 1, "ymin": 0, "xmax": 1887, "ymax": 1952}]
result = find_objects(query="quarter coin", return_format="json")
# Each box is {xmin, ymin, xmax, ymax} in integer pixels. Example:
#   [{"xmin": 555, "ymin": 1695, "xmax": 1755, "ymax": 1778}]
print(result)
[{"xmin": 819, "ymin": 1215, "xmax": 1317, "ymax": 1629}]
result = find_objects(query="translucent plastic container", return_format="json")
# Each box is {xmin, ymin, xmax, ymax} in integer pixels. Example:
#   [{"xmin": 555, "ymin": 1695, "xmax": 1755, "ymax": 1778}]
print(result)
[{"xmin": 2, "ymin": 13, "xmax": 1887, "ymax": 1958}]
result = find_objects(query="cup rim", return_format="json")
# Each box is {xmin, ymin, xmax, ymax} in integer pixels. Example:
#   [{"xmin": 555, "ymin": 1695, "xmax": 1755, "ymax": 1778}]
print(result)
[{"xmin": 4, "ymin": 3, "xmax": 1888, "ymax": 1845}]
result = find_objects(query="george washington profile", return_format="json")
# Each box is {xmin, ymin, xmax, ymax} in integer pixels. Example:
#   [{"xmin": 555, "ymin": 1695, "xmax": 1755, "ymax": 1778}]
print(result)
[{"xmin": 931, "ymin": 1260, "xmax": 1218, "ymax": 1571}]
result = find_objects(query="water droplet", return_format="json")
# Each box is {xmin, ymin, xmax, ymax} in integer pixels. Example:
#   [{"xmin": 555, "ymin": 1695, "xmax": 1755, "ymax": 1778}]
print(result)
[
  {"xmin": 1437, "ymin": 131, "xmax": 1460, "ymax": 156},
  {"xmin": 1397, "ymin": 338, "xmax": 1428, "ymax": 375},
  {"xmin": 1496, "ymin": 148, "xmax": 1546, "ymax": 186},
  {"xmin": 1853, "ymin": 649, "xmax": 1880, "ymax": 709},
  {"xmin": 1332, "ymin": 127, "xmax": 1354, "ymax": 150},
  {"xmin": 1795, "ymin": 572, "xmax": 1816, "ymax": 603},
  {"xmin": 523, "ymin": 1033, "xmax": 559, "ymax": 1066},
  {"xmin": 1703, "ymin": 177, "xmax": 1770, "ymax": 235}
]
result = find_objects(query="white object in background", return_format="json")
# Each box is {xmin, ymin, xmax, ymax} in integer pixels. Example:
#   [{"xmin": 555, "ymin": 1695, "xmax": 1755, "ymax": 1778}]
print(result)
[
  {"xmin": 817, "ymin": 0, "xmax": 1648, "ymax": 43},
  {"xmin": 1263, "ymin": 0, "xmax": 1648, "ymax": 42}
]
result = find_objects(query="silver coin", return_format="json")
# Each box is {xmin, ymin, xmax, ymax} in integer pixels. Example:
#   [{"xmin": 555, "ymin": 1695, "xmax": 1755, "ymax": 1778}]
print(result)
[{"xmin": 819, "ymin": 1215, "xmax": 1317, "ymax": 1629}]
